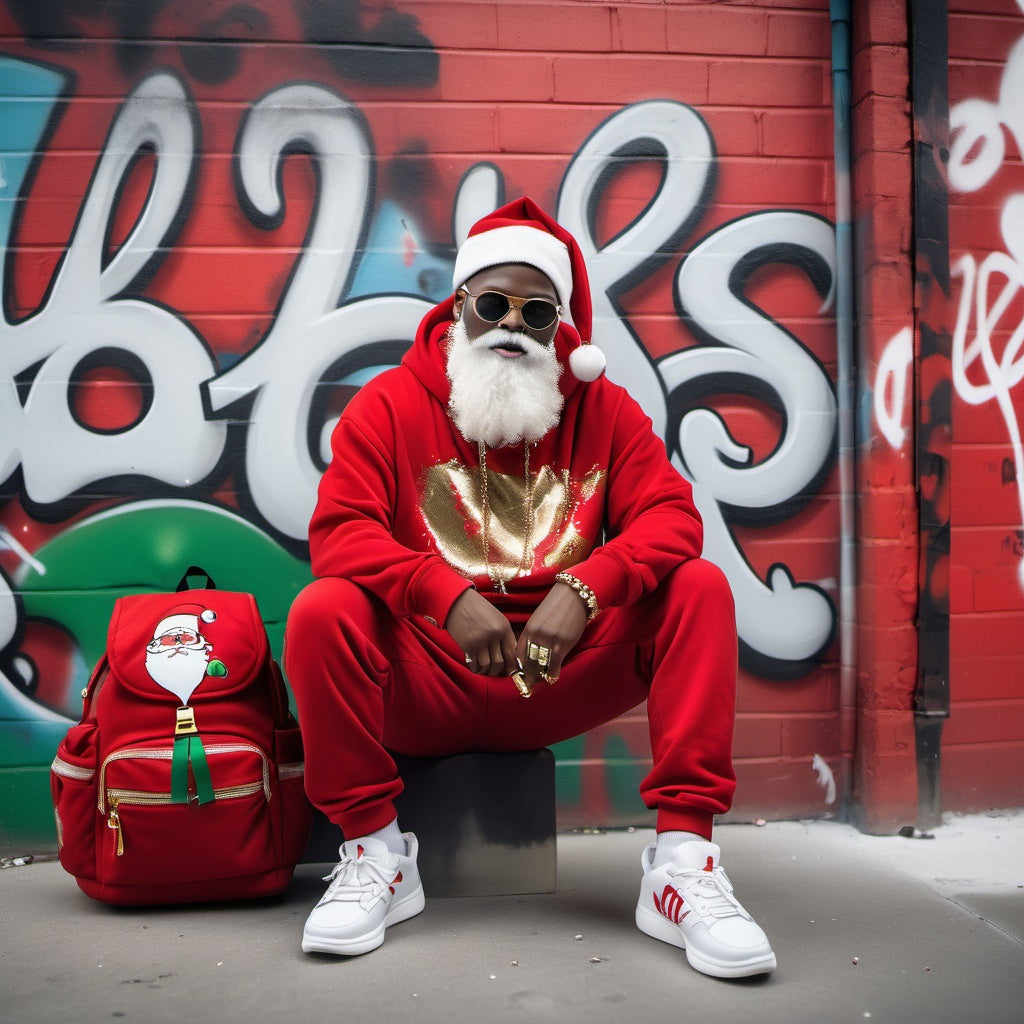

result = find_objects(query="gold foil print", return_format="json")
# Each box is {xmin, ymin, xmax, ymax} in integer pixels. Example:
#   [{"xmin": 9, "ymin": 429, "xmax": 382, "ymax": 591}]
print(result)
[{"xmin": 420, "ymin": 458, "xmax": 606, "ymax": 582}]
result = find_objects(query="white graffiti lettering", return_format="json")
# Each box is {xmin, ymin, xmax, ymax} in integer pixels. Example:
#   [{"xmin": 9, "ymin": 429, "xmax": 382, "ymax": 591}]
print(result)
[
  {"xmin": 665, "ymin": 212, "xmax": 837, "ymax": 665},
  {"xmin": 204, "ymin": 83, "xmax": 430, "ymax": 539},
  {"xmin": 1, "ymin": 74, "xmax": 839, "ymax": 672},
  {"xmin": 874, "ymin": 327, "xmax": 914, "ymax": 450},
  {"xmin": 558, "ymin": 100, "xmax": 716, "ymax": 436},
  {"xmin": 952, "ymin": 252, "xmax": 1024, "ymax": 586},
  {"xmin": 474, "ymin": 107, "xmax": 838, "ymax": 667},
  {"xmin": 1, "ymin": 72, "xmax": 225, "ymax": 503},
  {"xmin": 949, "ymin": 35, "xmax": 1024, "ymax": 587}
]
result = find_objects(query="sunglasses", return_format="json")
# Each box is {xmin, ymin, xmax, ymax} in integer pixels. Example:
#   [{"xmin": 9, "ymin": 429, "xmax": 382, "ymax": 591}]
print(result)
[
  {"xmin": 462, "ymin": 288, "xmax": 561, "ymax": 331},
  {"xmin": 155, "ymin": 630, "xmax": 200, "ymax": 646}
]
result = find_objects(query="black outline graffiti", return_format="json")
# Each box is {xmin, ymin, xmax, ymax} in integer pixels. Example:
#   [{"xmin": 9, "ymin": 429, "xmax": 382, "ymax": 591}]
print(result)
[
  {"xmin": 6, "ymin": 0, "xmax": 440, "ymax": 88},
  {"xmin": 665, "ymin": 208, "xmax": 840, "ymax": 678},
  {"xmin": 293, "ymin": 0, "xmax": 439, "ymax": 86},
  {"xmin": 66, "ymin": 346, "xmax": 155, "ymax": 436},
  {"xmin": 671, "ymin": 215, "xmax": 839, "ymax": 525},
  {"xmin": 230, "ymin": 78, "xmax": 376, "ymax": 303},
  {"xmin": 306, "ymin": 340, "xmax": 411, "ymax": 474},
  {"xmin": 558, "ymin": 101, "xmax": 720, "ymax": 414}
]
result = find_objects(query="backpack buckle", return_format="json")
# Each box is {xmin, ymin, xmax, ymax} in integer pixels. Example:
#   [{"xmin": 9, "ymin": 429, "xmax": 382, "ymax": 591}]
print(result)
[{"xmin": 174, "ymin": 706, "xmax": 198, "ymax": 736}]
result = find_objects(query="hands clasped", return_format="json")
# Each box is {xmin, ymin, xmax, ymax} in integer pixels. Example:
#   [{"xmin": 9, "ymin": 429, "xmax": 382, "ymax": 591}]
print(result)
[{"xmin": 445, "ymin": 583, "xmax": 589, "ymax": 697}]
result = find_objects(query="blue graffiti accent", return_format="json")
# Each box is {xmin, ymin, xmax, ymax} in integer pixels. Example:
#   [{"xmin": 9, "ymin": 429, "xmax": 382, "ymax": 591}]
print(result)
[
  {"xmin": 0, "ymin": 57, "xmax": 67, "ymax": 258},
  {"xmin": 342, "ymin": 199, "xmax": 452, "ymax": 386},
  {"xmin": 349, "ymin": 199, "xmax": 452, "ymax": 303},
  {"xmin": 340, "ymin": 365, "xmax": 395, "ymax": 387}
]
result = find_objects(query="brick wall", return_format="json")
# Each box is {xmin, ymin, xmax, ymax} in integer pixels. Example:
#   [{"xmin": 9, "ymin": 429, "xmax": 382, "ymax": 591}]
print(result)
[
  {"xmin": 0, "ymin": 0, "xmax": 848, "ymax": 844},
  {"xmin": 943, "ymin": 0, "xmax": 1024, "ymax": 814},
  {"xmin": 8, "ymin": 0, "xmax": 1015, "ymax": 848}
]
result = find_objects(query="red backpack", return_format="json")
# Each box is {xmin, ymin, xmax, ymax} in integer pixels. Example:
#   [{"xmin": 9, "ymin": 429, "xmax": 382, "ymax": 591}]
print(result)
[{"xmin": 50, "ymin": 570, "xmax": 312, "ymax": 905}]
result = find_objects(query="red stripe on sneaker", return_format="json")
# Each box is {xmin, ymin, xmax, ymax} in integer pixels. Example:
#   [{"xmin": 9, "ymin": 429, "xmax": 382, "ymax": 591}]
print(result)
[{"xmin": 654, "ymin": 885, "xmax": 689, "ymax": 925}]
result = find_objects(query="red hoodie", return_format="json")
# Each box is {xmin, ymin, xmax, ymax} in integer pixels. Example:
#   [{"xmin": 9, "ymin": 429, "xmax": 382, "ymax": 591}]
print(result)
[{"xmin": 309, "ymin": 297, "xmax": 703, "ymax": 628}]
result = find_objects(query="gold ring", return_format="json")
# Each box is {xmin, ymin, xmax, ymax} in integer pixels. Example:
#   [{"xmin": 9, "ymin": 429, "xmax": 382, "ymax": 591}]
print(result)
[
  {"xmin": 540, "ymin": 671, "xmax": 558, "ymax": 685},
  {"xmin": 512, "ymin": 670, "xmax": 533, "ymax": 699},
  {"xmin": 527, "ymin": 642, "xmax": 551, "ymax": 667}
]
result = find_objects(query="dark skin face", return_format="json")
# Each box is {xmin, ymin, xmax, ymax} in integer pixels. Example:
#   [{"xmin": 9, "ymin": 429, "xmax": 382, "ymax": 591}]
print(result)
[
  {"xmin": 445, "ymin": 261, "xmax": 587, "ymax": 688},
  {"xmin": 453, "ymin": 263, "xmax": 561, "ymax": 353}
]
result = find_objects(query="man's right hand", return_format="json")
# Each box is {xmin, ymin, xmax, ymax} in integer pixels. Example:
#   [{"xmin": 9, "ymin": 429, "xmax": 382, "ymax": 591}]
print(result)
[{"xmin": 445, "ymin": 588, "xmax": 518, "ymax": 676}]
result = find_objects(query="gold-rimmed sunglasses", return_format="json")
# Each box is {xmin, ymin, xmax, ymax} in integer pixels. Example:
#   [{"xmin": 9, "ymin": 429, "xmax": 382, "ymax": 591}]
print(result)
[{"xmin": 462, "ymin": 288, "xmax": 562, "ymax": 331}]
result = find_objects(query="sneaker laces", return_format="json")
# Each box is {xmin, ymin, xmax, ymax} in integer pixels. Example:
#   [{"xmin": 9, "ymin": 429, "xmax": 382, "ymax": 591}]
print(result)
[
  {"xmin": 668, "ymin": 861, "xmax": 751, "ymax": 922},
  {"xmin": 319, "ymin": 846, "xmax": 397, "ymax": 911}
]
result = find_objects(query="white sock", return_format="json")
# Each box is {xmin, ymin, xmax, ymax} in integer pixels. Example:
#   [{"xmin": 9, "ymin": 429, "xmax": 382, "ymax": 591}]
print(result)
[
  {"xmin": 368, "ymin": 818, "xmax": 406, "ymax": 856},
  {"xmin": 652, "ymin": 830, "xmax": 708, "ymax": 867}
]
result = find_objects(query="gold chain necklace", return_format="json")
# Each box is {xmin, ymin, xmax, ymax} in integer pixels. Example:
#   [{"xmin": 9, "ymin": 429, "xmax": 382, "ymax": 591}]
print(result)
[{"xmin": 477, "ymin": 439, "xmax": 536, "ymax": 594}]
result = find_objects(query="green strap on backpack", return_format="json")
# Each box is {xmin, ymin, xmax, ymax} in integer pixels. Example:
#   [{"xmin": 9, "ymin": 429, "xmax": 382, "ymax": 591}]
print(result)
[{"xmin": 171, "ymin": 706, "xmax": 215, "ymax": 805}]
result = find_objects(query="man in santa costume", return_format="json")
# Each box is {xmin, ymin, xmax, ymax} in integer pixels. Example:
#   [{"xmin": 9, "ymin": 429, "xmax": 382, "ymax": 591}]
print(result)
[{"xmin": 284, "ymin": 197, "xmax": 776, "ymax": 978}]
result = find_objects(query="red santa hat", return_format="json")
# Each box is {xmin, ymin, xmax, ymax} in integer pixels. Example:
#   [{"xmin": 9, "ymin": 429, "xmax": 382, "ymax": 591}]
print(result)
[
  {"xmin": 452, "ymin": 197, "xmax": 606, "ymax": 382},
  {"xmin": 151, "ymin": 604, "xmax": 217, "ymax": 640}
]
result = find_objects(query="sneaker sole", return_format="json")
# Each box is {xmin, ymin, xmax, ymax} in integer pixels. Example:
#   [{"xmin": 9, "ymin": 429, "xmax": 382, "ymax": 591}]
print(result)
[
  {"xmin": 302, "ymin": 884, "xmax": 426, "ymax": 956},
  {"xmin": 635, "ymin": 904, "xmax": 777, "ymax": 979}
]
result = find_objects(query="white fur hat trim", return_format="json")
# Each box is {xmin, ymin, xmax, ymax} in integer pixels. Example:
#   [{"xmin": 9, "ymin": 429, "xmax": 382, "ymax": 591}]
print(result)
[{"xmin": 453, "ymin": 225, "xmax": 573, "ymax": 310}]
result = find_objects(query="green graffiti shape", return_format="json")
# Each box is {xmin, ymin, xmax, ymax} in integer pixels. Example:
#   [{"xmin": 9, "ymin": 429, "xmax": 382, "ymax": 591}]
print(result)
[{"xmin": 17, "ymin": 499, "xmax": 312, "ymax": 671}]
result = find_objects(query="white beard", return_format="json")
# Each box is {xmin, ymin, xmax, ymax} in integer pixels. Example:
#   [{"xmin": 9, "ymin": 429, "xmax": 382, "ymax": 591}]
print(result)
[
  {"xmin": 145, "ymin": 643, "xmax": 210, "ymax": 705},
  {"xmin": 446, "ymin": 318, "xmax": 563, "ymax": 447}
]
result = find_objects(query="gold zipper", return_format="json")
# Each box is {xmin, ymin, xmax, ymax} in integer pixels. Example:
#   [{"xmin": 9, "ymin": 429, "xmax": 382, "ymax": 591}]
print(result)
[
  {"xmin": 98, "ymin": 742, "xmax": 271, "ymax": 812},
  {"xmin": 204, "ymin": 744, "xmax": 272, "ymax": 801},
  {"xmin": 98, "ymin": 748, "xmax": 173, "ymax": 813},
  {"xmin": 108, "ymin": 796, "xmax": 124, "ymax": 856},
  {"xmin": 106, "ymin": 781, "xmax": 266, "ymax": 805},
  {"xmin": 105, "ymin": 780, "xmax": 267, "ymax": 856}
]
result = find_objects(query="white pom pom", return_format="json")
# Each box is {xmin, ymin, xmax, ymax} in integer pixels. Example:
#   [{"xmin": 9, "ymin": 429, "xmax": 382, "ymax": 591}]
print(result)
[
  {"xmin": 569, "ymin": 343, "xmax": 606, "ymax": 382},
  {"xmin": 201, "ymin": 609, "xmax": 217, "ymax": 624}
]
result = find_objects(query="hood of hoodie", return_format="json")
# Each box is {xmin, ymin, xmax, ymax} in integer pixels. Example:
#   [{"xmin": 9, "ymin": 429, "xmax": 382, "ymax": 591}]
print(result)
[{"xmin": 401, "ymin": 294, "xmax": 587, "ymax": 411}]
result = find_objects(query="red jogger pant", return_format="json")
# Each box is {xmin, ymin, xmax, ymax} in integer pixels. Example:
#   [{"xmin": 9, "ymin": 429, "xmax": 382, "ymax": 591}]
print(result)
[{"xmin": 284, "ymin": 558, "xmax": 737, "ymax": 841}]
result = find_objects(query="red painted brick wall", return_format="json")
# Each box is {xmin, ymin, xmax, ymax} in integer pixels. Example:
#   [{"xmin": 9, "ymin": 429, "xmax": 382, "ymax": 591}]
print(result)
[
  {"xmin": 848, "ymin": 2, "xmax": 920, "ymax": 832},
  {"xmin": 0, "ymin": 0, "xmax": 848, "ymax": 841},
  {"xmin": 944, "ymin": 0, "xmax": 1024, "ymax": 814},
  {"xmin": 11, "ymin": 1, "xmax": 1018, "ymax": 843}
]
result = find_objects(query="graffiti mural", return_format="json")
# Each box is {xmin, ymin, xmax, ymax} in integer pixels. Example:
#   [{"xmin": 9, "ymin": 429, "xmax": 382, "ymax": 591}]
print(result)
[
  {"xmin": 874, "ymin": 327, "xmax": 914, "ymax": 451},
  {"xmin": 0, "ymin": 1, "xmax": 842, "ymax": 834},
  {"xmin": 934, "ymin": 0, "xmax": 1024, "ymax": 816},
  {"xmin": 949, "ymin": 30, "xmax": 1024, "ymax": 590}
]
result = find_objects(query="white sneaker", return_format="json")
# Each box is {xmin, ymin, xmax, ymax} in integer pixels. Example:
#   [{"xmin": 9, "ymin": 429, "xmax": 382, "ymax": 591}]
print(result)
[
  {"xmin": 301, "ymin": 833, "xmax": 425, "ymax": 956},
  {"xmin": 636, "ymin": 839, "xmax": 776, "ymax": 978}
]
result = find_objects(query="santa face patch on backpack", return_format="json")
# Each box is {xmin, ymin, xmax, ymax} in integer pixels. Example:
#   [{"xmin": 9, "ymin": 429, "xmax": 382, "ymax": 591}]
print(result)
[
  {"xmin": 50, "ymin": 584, "xmax": 312, "ymax": 906},
  {"xmin": 146, "ymin": 602, "xmax": 228, "ymax": 807}
]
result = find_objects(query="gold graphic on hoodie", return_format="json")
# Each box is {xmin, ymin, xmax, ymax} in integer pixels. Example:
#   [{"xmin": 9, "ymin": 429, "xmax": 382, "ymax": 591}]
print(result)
[{"xmin": 420, "ymin": 459, "xmax": 606, "ymax": 584}]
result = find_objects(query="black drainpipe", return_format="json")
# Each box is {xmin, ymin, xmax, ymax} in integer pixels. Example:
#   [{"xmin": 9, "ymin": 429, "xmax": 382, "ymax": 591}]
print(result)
[{"xmin": 909, "ymin": 0, "xmax": 952, "ymax": 831}]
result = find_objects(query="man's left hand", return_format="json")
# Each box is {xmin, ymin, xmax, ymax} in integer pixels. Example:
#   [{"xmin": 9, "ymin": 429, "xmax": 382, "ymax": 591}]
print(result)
[{"xmin": 516, "ymin": 582, "xmax": 589, "ymax": 692}]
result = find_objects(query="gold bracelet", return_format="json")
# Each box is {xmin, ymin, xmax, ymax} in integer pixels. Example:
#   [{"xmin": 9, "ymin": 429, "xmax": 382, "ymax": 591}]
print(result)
[{"xmin": 555, "ymin": 572, "xmax": 600, "ymax": 621}]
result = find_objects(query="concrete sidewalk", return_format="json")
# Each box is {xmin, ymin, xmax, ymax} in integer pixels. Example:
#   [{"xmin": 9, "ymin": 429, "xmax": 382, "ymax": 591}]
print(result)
[{"xmin": 2, "ymin": 812, "xmax": 1022, "ymax": 1024}]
